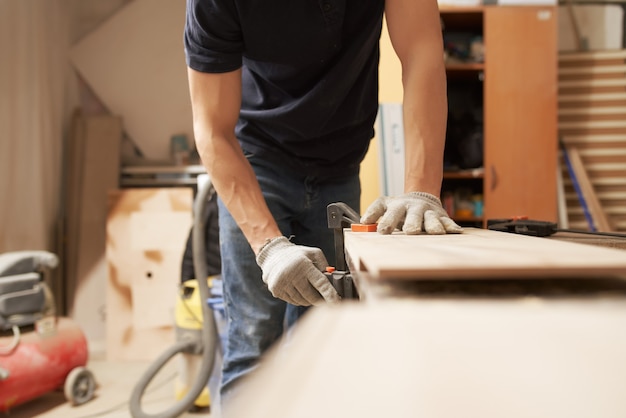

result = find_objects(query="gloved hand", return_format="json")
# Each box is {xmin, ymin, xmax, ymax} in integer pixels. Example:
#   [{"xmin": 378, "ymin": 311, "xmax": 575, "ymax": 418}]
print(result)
[
  {"xmin": 361, "ymin": 192, "xmax": 463, "ymax": 235},
  {"xmin": 256, "ymin": 236, "xmax": 340, "ymax": 306}
]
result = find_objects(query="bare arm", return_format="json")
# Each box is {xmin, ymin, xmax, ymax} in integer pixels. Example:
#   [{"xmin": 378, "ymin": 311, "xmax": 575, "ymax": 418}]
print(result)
[
  {"xmin": 385, "ymin": 0, "xmax": 447, "ymax": 196},
  {"xmin": 187, "ymin": 68, "xmax": 282, "ymax": 254}
]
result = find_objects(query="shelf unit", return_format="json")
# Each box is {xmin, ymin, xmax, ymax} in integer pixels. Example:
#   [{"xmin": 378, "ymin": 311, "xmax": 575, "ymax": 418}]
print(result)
[
  {"xmin": 441, "ymin": 6, "xmax": 486, "ymax": 226},
  {"xmin": 439, "ymin": 5, "xmax": 559, "ymax": 226}
]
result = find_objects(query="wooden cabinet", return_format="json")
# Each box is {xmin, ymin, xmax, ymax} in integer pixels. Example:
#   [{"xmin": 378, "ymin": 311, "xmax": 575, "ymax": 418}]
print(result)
[{"xmin": 440, "ymin": 5, "xmax": 558, "ymax": 225}]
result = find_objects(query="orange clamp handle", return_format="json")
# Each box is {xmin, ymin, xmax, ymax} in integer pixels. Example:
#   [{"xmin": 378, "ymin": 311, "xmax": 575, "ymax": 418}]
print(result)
[{"xmin": 350, "ymin": 223, "xmax": 377, "ymax": 232}]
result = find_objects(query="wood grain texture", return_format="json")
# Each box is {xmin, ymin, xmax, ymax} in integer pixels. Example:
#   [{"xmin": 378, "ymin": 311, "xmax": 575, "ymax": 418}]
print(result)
[
  {"xmin": 344, "ymin": 228, "xmax": 626, "ymax": 281},
  {"xmin": 229, "ymin": 300, "xmax": 626, "ymax": 418}
]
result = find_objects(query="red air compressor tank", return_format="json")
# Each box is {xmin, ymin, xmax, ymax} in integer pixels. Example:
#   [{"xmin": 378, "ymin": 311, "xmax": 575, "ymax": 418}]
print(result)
[{"xmin": 0, "ymin": 317, "xmax": 96, "ymax": 412}]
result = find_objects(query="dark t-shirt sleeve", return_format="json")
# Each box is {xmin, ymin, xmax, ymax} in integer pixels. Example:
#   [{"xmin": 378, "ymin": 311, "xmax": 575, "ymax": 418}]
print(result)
[{"xmin": 184, "ymin": 0, "xmax": 243, "ymax": 73}]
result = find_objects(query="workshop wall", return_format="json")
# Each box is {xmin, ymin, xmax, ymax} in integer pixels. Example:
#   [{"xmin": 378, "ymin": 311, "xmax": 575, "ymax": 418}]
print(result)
[{"xmin": 0, "ymin": 0, "xmax": 72, "ymax": 253}]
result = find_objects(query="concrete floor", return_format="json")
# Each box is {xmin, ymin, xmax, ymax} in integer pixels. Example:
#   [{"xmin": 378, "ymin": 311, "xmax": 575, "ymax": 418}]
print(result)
[{"xmin": 6, "ymin": 355, "xmax": 220, "ymax": 418}]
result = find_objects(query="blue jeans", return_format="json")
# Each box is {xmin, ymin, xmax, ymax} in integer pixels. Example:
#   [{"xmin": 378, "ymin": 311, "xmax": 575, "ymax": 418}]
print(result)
[{"xmin": 217, "ymin": 154, "xmax": 361, "ymax": 411}]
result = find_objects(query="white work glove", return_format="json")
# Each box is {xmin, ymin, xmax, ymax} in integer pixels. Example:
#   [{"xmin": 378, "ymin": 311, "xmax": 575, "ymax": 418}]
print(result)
[
  {"xmin": 256, "ymin": 236, "xmax": 340, "ymax": 306},
  {"xmin": 361, "ymin": 192, "xmax": 463, "ymax": 235}
]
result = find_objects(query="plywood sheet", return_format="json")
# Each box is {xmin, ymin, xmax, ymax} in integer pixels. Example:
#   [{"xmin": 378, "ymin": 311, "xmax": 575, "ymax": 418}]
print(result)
[
  {"xmin": 344, "ymin": 228, "xmax": 626, "ymax": 280},
  {"xmin": 69, "ymin": 0, "xmax": 191, "ymax": 159},
  {"xmin": 229, "ymin": 300, "xmax": 626, "ymax": 418},
  {"xmin": 105, "ymin": 188, "xmax": 192, "ymax": 361}
]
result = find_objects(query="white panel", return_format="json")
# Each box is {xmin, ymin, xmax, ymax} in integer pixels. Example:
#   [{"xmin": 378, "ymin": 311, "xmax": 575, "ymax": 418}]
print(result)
[
  {"xmin": 558, "ymin": 5, "xmax": 624, "ymax": 52},
  {"xmin": 378, "ymin": 103, "xmax": 405, "ymax": 196},
  {"xmin": 70, "ymin": 0, "xmax": 192, "ymax": 159}
]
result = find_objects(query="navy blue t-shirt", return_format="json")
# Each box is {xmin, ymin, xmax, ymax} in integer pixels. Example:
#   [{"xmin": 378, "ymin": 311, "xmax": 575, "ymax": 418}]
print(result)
[{"xmin": 184, "ymin": 0, "xmax": 385, "ymax": 177}]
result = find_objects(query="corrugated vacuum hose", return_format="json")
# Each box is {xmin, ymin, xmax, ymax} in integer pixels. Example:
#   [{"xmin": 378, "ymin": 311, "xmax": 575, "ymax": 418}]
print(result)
[{"xmin": 129, "ymin": 175, "xmax": 220, "ymax": 418}]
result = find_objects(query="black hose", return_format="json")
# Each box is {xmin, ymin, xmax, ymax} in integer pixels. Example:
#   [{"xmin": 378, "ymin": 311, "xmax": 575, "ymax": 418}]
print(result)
[{"xmin": 129, "ymin": 175, "xmax": 219, "ymax": 418}]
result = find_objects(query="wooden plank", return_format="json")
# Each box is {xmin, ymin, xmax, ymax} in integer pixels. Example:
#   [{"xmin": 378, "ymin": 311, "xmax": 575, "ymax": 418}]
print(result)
[
  {"xmin": 605, "ymin": 206, "xmax": 626, "ymax": 215},
  {"xmin": 559, "ymin": 49, "xmax": 626, "ymax": 62},
  {"xmin": 559, "ymin": 120, "xmax": 626, "ymax": 129},
  {"xmin": 559, "ymin": 106, "xmax": 626, "ymax": 116},
  {"xmin": 563, "ymin": 134, "xmax": 626, "ymax": 143},
  {"xmin": 597, "ymin": 191, "xmax": 626, "ymax": 199},
  {"xmin": 576, "ymin": 148, "xmax": 626, "ymax": 157},
  {"xmin": 559, "ymin": 65, "xmax": 626, "ymax": 76},
  {"xmin": 578, "ymin": 164, "xmax": 626, "ymax": 173},
  {"xmin": 559, "ymin": 63, "xmax": 626, "ymax": 73},
  {"xmin": 570, "ymin": 177, "xmax": 626, "ymax": 186},
  {"xmin": 565, "ymin": 146, "xmax": 613, "ymax": 232},
  {"xmin": 228, "ymin": 300, "xmax": 626, "ymax": 418},
  {"xmin": 559, "ymin": 79, "xmax": 626, "ymax": 88},
  {"xmin": 559, "ymin": 92, "xmax": 626, "ymax": 102},
  {"xmin": 343, "ymin": 228, "xmax": 626, "ymax": 281}
]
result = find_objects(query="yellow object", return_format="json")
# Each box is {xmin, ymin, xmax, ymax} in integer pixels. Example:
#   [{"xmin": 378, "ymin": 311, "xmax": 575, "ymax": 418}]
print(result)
[
  {"xmin": 174, "ymin": 278, "xmax": 215, "ymax": 408},
  {"xmin": 175, "ymin": 356, "xmax": 211, "ymax": 408},
  {"xmin": 175, "ymin": 277, "xmax": 214, "ymax": 331}
]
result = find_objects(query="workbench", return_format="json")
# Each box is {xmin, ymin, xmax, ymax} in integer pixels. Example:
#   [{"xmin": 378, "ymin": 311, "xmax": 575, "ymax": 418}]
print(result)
[{"xmin": 228, "ymin": 228, "xmax": 626, "ymax": 418}]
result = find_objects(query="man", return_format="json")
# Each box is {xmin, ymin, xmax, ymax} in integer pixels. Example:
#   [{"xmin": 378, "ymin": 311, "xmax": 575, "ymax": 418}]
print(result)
[{"xmin": 184, "ymin": 0, "xmax": 462, "ymax": 411}]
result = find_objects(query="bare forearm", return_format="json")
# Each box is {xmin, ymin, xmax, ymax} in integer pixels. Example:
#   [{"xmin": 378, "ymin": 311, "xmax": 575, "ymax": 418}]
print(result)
[
  {"xmin": 188, "ymin": 67, "xmax": 282, "ymax": 255},
  {"xmin": 402, "ymin": 52, "xmax": 447, "ymax": 196},
  {"xmin": 196, "ymin": 133, "xmax": 281, "ymax": 254},
  {"xmin": 386, "ymin": 0, "xmax": 447, "ymax": 197}
]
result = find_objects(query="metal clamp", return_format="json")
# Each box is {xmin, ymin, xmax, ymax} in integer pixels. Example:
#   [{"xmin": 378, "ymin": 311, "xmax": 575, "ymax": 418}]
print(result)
[{"xmin": 326, "ymin": 202, "xmax": 361, "ymax": 299}]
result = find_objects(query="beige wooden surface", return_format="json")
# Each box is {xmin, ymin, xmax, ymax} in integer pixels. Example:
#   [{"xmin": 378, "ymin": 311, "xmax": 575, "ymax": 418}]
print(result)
[
  {"xmin": 344, "ymin": 228, "xmax": 626, "ymax": 281},
  {"xmin": 229, "ymin": 299, "xmax": 626, "ymax": 418},
  {"xmin": 105, "ymin": 188, "xmax": 192, "ymax": 361}
]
